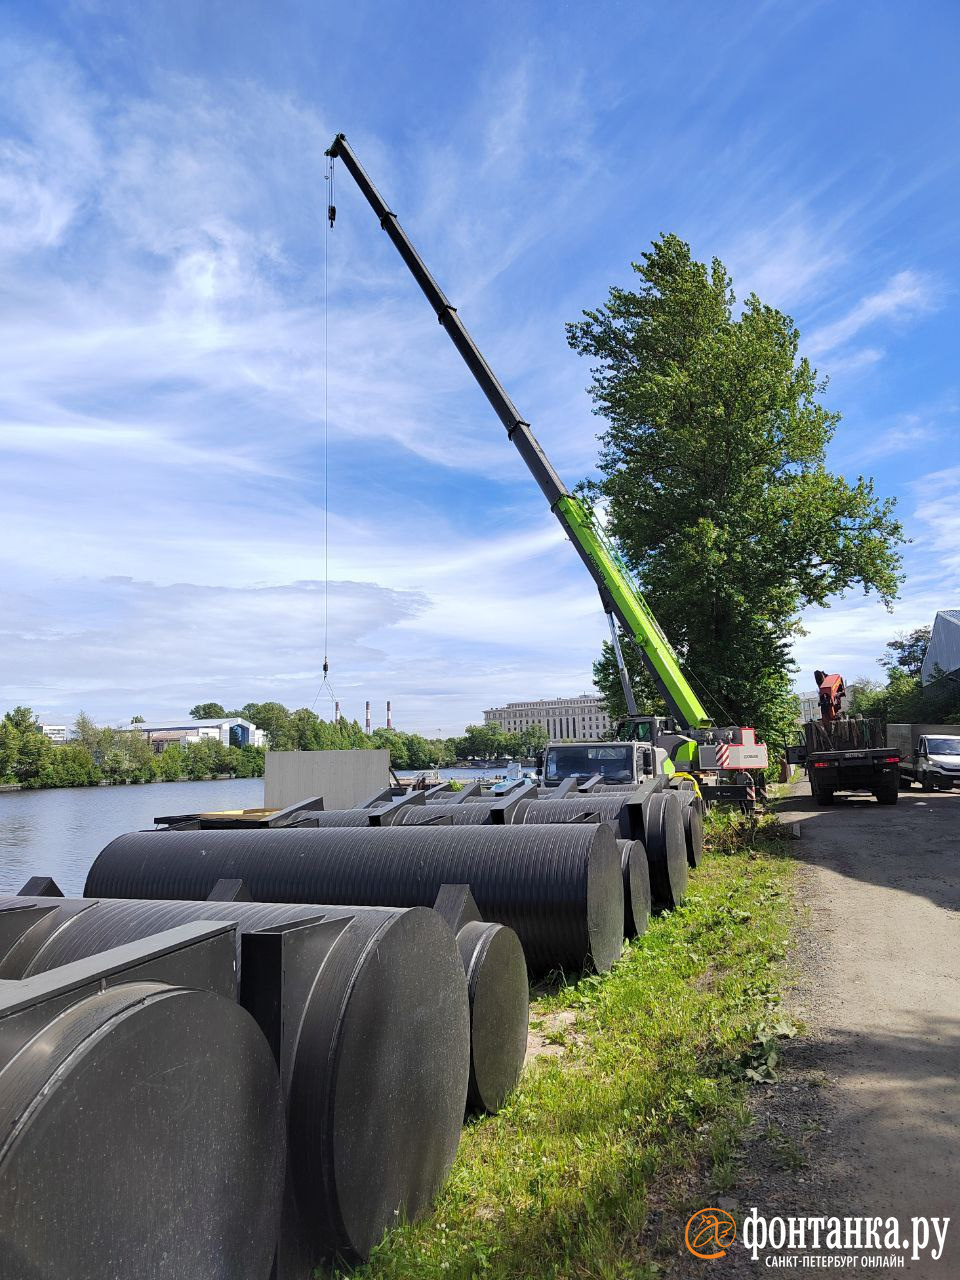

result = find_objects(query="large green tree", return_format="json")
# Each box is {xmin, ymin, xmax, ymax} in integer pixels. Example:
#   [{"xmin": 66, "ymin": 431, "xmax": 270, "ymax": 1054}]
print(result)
[{"xmin": 566, "ymin": 234, "xmax": 905, "ymax": 744}]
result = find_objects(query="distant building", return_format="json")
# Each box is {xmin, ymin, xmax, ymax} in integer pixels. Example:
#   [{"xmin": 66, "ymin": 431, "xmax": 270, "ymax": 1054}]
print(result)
[
  {"xmin": 484, "ymin": 694, "xmax": 612, "ymax": 741},
  {"xmin": 798, "ymin": 689, "xmax": 849, "ymax": 723},
  {"xmin": 120, "ymin": 717, "xmax": 265, "ymax": 752},
  {"xmin": 39, "ymin": 724, "xmax": 67, "ymax": 743},
  {"xmin": 921, "ymin": 610, "xmax": 960, "ymax": 685}
]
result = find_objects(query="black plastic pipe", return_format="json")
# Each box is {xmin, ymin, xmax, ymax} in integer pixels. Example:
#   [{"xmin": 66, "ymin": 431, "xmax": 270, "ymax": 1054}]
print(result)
[
  {"xmin": 85, "ymin": 824, "xmax": 624, "ymax": 974},
  {"xmin": 1, "ymin": 895, "xmax": 469, "ymax": 1264}
]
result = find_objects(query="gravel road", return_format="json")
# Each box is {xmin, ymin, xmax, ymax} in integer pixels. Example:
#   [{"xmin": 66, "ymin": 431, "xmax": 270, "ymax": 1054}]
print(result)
[{"xmin": 663, "ymin": 780, "xmax": 960, "ymax": 1279}]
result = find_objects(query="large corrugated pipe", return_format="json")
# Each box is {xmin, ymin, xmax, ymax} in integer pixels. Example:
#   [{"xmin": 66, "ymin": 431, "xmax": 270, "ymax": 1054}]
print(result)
[
  {"xmin": 6, "ymin": 889, "xmax": 525, "ymax": 1117},
  {"xmin": 85, "ymin": 824, "xmax": 624, "ymax": 975},
  {"xmin": 456, "ymin": 920, "xmax": 528, "ymax": 1111},
  {"xmin": 516, "ymin": 795, "xmax": 632, "ymax": 836},
  {"xmin": 394, "ymin": 800, "xmax": 532, "ymax": 826},
  {"xmin": 616, "ymin": 839, "xmax": 651, "ymax": 938},
  {"xmin": 675, "ymin": 793, "xmax": 705, "ymax": 867},
  {"xmin": 639, "ymin": 791, "xmax": 688, "ymax": 911},
  {"xmin": 1, "ymin": 894, "xmax": 470, "ymax": 1264}
]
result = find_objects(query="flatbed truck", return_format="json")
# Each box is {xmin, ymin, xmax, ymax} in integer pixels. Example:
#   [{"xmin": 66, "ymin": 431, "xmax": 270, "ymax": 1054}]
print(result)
[{"xmin": 801, "ymin": 717, "xmax": 900, "ymax": 806}]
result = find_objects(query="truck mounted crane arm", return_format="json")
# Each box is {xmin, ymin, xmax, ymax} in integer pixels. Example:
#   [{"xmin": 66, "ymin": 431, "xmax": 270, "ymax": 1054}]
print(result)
[{"xmin": 325, "ymin": 132, "xmax": 712, "ymax": 732}]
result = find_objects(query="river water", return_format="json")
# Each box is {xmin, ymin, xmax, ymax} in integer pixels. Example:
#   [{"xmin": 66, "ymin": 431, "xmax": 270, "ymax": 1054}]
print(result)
[
  {"xmin": 0, "ymin": 767, "xmax": 511, "ymax": 896},
  {"xmin": 0, "ymin": 778, "xmax": 265, "ymax": 896}
]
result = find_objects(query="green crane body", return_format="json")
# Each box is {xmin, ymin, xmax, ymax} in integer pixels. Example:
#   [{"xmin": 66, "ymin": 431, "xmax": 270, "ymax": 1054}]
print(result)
[{"xmin": 325, "ymin": 132, "xmax": 712, "ymax": 741}]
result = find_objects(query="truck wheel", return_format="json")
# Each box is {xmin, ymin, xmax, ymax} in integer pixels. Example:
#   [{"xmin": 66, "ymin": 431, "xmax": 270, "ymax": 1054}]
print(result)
[
  {"xmin": 876, "ymin": 781, "xmax": 899, "ymax": 806},
  {"xmin": 815, "ymin": 788, "xmax": 834, "ymax": 806},
  {"xmin": 921, "ymin": 774, "xmax": 934, "ymax": 793},
  {"xmin": 898, "ymin": 774, "xmax": 912, "ymax": 791}
]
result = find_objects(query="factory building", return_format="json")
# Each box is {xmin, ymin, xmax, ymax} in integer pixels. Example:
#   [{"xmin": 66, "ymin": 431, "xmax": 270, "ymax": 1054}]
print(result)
[{"xmin": 483, "ymin": 694, "xmax": 612, "ymax": 741}]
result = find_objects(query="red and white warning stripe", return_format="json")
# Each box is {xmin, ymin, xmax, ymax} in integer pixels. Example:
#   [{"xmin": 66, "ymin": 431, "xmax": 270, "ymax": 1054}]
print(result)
[{"xmin": 717, "ymin": 742, "xmax": 732, "ymax": 769}]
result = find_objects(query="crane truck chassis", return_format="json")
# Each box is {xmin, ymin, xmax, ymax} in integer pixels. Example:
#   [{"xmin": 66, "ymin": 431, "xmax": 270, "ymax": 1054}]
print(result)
[{"xmin": 326, "ymin": 133, "xmax": 769, "ymax": 807}]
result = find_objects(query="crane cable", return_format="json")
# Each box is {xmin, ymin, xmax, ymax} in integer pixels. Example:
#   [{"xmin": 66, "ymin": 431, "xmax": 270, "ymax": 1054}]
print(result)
[{"xmin": 312, "ymin": 156, "xmax": 338, "ymax": 716}]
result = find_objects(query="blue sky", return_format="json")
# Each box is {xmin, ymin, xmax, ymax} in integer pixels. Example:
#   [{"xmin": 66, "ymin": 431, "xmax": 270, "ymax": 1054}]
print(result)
[{"xmin": 1, "ymin": 0, "xmax": 958, "ymax": 735}]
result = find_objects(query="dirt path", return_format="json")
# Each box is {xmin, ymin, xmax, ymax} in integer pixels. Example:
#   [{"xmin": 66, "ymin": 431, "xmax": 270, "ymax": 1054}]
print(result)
[
  {"xmin": 778, "ymin": 783, "xmax": 960, "ymax": 1275},
  {"xmin": 666, "ymin": 781, "xmax": 960, "ymax": 1278}
]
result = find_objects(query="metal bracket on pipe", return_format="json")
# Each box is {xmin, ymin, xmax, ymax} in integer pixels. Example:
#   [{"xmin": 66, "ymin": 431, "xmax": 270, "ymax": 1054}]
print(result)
[
  {"xmin": 354, "ymin": 786, "xmax": 397, "ymax": 810},
  {"xmin": 432, "ymin": 885, "xmax": 482, "ymax": 934},
  {"xmin": 366, "ymin": 791, "xmax": 426, "ymax": 826},
  {"xmin": 487, "ymin": 785, "xmax": 535, "ymax": 824},
  {"xmin": 18, "ymin": 877, "xmax": 64, "ymax": 898},
  {"xmin": 420, "ymin": 781, "xmax": 457, "ymax": 801},
  {"xmin": 450, "ymin": 781, "xmax": 482, "ymax": 803},
  {"xmin": 207, "ymin": 879, "xmax": 252, "ymax": 902}
]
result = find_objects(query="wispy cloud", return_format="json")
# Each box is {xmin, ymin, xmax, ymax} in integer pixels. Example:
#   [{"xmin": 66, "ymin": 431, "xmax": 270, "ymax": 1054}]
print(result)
[{"xmin": 805, "ymin": 270, "xmax": 939, "ymax": 358}]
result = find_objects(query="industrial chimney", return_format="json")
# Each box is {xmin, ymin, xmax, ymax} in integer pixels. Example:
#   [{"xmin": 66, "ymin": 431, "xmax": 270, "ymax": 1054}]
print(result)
[
  {"xmin": 334, "ymin": 701, "xmax": 341, "ymax": 723},
  {"xmin": 365, "ymin": 701, "xmax": 371, "ymax": 734},
  {"xmin": 386, "ymin": 700, "xmax": 393, "ymax": 730}
]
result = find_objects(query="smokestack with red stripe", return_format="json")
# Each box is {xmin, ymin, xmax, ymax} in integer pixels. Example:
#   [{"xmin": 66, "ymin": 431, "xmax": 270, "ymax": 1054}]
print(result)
[
  {"xmin": 365, "ymin": 701, "xmax": 371, "ymax": 734},
  {"xmin": 386, "ymin": 700, "xmax": 393, "ymax": 730}
]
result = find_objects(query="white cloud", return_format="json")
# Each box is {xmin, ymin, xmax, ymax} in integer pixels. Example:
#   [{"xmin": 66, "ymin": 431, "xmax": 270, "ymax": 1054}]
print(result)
[
  {"xmin": 722, "ymin": 213, "xmax": 847, "ymax": 309},
  {"xmin": 805, "ymin": 270, "xmax": 938, "ymax": 358}
]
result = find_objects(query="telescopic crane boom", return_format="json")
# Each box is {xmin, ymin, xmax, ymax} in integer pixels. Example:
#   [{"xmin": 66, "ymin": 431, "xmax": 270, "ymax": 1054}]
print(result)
[{"xmin": 325, "ymin": 132, "xmax": 712, "ymax": 732}]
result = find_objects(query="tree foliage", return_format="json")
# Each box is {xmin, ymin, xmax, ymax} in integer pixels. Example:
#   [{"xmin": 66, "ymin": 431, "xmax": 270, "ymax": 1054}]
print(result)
[
  {"xmin": 451, "ymin": 722, "xmax": 548, "ymax": 761},
  {"xmin": 566, "ymin": 234, "xmax": 905, "ymax": 745},
  {"xmin": 190, "ymin": 702, "xmax": 228, "ymax": 720},
  {"xmin": 879, "ymin": 626, "xmax": 931, "ymax": 680}
]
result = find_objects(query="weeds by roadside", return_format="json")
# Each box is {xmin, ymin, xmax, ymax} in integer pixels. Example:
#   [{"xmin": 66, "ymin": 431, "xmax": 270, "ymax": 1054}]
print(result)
[{"xmin": 333, "ymin": 811, "xmax": 796, "ymax": 1280}]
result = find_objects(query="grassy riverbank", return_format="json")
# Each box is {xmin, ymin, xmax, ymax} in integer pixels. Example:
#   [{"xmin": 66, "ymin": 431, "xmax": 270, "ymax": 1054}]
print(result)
[{"xmin": 340, "ymin": 813, "xmax": 796, "ymax": 1280}]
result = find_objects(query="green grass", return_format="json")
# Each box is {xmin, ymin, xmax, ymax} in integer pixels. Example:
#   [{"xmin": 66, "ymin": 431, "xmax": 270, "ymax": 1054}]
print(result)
[{"xmin": 337, "ymin": 814, "xmax": 796, "ymax": 1280}]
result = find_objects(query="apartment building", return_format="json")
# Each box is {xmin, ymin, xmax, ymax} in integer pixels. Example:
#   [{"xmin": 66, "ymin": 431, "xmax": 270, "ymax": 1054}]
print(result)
[{"xmin": 483, "ymin": 693, "xmax": 611, "ymax": 741}]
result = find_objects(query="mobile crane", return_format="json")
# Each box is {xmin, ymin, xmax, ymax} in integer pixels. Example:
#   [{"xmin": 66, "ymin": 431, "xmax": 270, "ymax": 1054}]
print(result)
[{"xmin": 325, "ymin": 133, "xmax": 768, "ymax": 798}]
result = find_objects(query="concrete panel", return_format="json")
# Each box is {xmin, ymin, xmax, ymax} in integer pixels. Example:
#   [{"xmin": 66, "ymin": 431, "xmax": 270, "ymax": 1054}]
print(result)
[{"xmin": 264, "ymin": 750, "xmax": 390, "ymax": 811}]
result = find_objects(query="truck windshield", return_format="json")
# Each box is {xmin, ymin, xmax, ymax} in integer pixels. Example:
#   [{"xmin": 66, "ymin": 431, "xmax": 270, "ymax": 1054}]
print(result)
[
  {"xmin": 927, "ymin": 737, "xmax": 960, "ymax": 755},
  {"xmin": 544, "ymin": 744, "xmax": 633, "ymax": 783}
]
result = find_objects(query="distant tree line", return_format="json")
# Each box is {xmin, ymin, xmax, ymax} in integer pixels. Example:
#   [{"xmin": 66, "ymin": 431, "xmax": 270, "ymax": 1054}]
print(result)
[
  {"xmin": 0, "ymin": 707, "xmax": 265, "ymax": 790},
  {"xmin": 0, "ymin": 701, "xmax": 549, "ymax": 791},
  {"xmin": 187, "ymin": 701, "xmax": 549, "ymax": 769}
]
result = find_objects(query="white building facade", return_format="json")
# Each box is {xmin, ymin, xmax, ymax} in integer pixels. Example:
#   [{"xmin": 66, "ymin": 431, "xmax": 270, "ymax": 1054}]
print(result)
[
  {"xmin": 39, "ymin": 725, "xmax": 67, "ymax": 743},
  {"xmin": 121, "ymin": 717, "xmax": 265, "ymax": 752},
  {"xmin": 483, "ymin": 694, "xmax": 612, "ymax": 741}
]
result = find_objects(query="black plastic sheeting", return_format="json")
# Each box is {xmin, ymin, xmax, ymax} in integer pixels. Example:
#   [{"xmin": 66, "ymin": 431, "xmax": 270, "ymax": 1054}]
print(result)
[
  {"xmin": 86, "ymin": 824, "xmax": 624, "ymax": 975},
  {"xmin": 639, "ymin": 791, "xmax": 688, "ymax": 911},
  {"xmin": 616, "ymin": 839, "xmax": 651, "ymax": 938},
  {"xmin": 0, "ymin": 895, "xmax": 469, "ymax": 1266}
]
